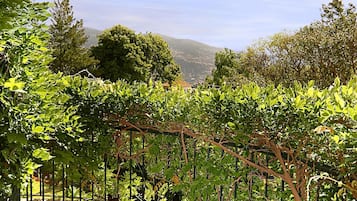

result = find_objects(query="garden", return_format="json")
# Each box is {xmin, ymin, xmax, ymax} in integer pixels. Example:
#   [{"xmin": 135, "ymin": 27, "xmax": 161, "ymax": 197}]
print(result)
[{"xmin": 0, "ymin": 1, "xmax": 356, "ymax": 201}]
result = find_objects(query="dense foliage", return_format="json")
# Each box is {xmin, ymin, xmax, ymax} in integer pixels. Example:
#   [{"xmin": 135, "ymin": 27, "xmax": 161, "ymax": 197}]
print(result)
[
  {"xmin": 0, "ymin": 2, "xmax": 82, "ymax": 199},
  {"xmin": 62, "ymin": 76, "xmax": 357, "ymax": 201},
  {"xmin": 209, "ymin": 0, "xmax": 357, "ymax": 88},
  {"xmin": 0, "ymin": 0, "xmax": 356, "ymax": 201},
  {"xmin": 0, "ymin": 0, "xmax": 29, "ymax": 29},
  {"xmin": 49, "ymin": 0, "xmax": 98, "ymax": 74},
  {"xmin": 92, "ymin": 25, "xmax": 180, "ymax": 84}
]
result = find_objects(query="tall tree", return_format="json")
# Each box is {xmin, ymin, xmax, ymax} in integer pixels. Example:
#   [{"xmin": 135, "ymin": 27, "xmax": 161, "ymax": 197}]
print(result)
[
  {"xmin": 48, "ymin": 0, "xmax": 97, "ymax": 74},
  {"xmin": 92, "ymin": 25, "xmax": 180, "ymax": 83}
]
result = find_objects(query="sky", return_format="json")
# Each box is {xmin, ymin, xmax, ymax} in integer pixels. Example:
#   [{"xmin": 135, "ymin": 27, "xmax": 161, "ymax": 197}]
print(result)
[{"xmin": 40, "ymin": 0, "xmax": 357, "ymax": 50}]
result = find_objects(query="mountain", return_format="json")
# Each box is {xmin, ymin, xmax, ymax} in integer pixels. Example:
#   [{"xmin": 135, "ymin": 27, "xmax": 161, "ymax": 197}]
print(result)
[
  {"xmin": 159, "ymin": 35, "xmax": 222, "ymax": 83},
  {"xmin": 84, "ymin": 27, "xmax": 102, "ymax": 47},
  {"xmin": 84, "ymin": 27, "xmax": 222, "ymax": 83}
]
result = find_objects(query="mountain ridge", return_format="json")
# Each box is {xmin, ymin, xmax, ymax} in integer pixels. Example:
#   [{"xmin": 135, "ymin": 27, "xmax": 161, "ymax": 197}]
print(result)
[{"xmin": 84, "ymin": 27, "xmax": 222, "ymax": 83}]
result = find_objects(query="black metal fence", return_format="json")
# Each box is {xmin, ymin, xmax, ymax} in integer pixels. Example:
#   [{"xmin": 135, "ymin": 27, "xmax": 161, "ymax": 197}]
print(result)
[{"xmin": 20, "ymin": 131, "xmax": 288, "ymax": 201}]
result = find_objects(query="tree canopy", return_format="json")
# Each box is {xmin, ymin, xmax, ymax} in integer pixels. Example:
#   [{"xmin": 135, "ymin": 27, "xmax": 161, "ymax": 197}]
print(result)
[
  {"xmin": 209, "ymin": 0, "xmax": 357, "ymax": 88},
  {"xmin": 92, "ymin": 25, "xmax": 180, "ymax": 83},
  {"xmin": 48, "ymin": 0, "xmax": 97, "ymax": 74}
]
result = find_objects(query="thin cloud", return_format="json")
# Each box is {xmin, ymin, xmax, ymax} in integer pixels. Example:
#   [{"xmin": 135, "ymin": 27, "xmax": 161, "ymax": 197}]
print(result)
[{"xmin": 36, "ymin": 0, "xmax": 357, "ymax": 50}]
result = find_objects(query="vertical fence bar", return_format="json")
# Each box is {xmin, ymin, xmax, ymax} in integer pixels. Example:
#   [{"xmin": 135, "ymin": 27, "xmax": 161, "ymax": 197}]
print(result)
[
  {"xmin": 167, "ymin": 142, "xmax": 171, "ymax": 168},
  {"xmin": 249, "ymin": 153, "xmax": 254, "ymax": 201},
  {"xmin": 52, "ymin": 159, "xmax": 55, "ymax": 201},
  {"xmin": 206, "ymin": 148, "xmax": 210, "ymax": 201},
  {"xmin": 281, "ymin": 180, "xmax": 285, "ymax": 201},
  {"xmin": 129, "ymin": 131, "xmax": 133, "ymax": 199},
  {"xmin": 39, "ymin": 168, "xmax": 42, "ymax": 199},
  {"xmin": 41, "ymin": 168, "xmax": 45, "ymax": 201},
  {"xmin": 234, "ymin": 146, "xmax": 238, "ymax": 199},
  {"xmin": 116, "ymin": 156, "xmax": 119, "ymax": 199},
  {"xmin": 142, "ymin": 136, "xmax": 145, "ymax": 164},
  {"xmin": 30, "ymin": 175, "xmax": 32, "ymax": 201},
  {"xmin": 104, "ymin": 154, "xmax": 107, "ymax": 201},
  {"xmin": 62, "ymin": 164, "xmax": 65, "ymax": 201},
  {"xmin": 65, "ymin": 166, "xmax": 68, "ymax": 200},
  {"xmin": 91, "ymin": 132, "xmax": 94, "ymax": 201},
  {"xmin": 220, "ymin": 150, "xmax": 224, "ymax": 201},
  {"xmin": 265, "ymin": 155, "xmax": 269, "ymax": 199},
  {"xmin": 179, "ymin": 137, "xmax": 182, "ymax": 172},
  {"xmin": 142, "ymin": 135, "xmax": 145, "ymax": 197},
  {"xmin": 79, "ymin": 177, "xmax": 82, "ymax": 201},
  {"xmin": 71, "ymin": 179, "xmax": 74, "ymax": 201},
  {"xmin": 193, "ymin": 140, "xmax": 197, "ymax": 180},
  {"xmin": 26, "ymin": 180, "xmax": 29, "ymax": 201}
]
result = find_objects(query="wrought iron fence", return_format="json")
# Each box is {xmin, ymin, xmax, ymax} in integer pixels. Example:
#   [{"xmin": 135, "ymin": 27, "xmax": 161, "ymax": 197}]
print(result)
[{"xmin": 19, "ymin": 130, "xmax": 289, "ymax": 201}]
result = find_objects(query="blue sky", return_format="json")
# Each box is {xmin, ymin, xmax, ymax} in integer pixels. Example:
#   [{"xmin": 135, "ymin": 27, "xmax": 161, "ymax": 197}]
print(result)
[{"xmin": 44, "ymin": 0, "xmax": 357, "ymax": 50}]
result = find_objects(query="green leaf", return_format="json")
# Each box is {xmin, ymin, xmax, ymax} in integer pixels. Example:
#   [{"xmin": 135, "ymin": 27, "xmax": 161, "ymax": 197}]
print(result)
[
  {"xmin": 32, "ymin": 125, "xmax": 45, "ymax": 134},
  {"xmin": 334, "ymin": 93, "xmax": 345, "ymax": 108},
  {"xmin": 294, "ymin": 95, "xmax": 305, "ymax": 109},
  {"xmin": 307, "ymin": 87, "xmax": 314, "ymax": 97},
  {"xmin": 4, "ymin": 78, "xmax": 25, "ymax": 91},
  {"xmin": 7, "ymin": 133, "xmax": 27, "ymax": 145},
  {"xmin": 24, "ymin": 161, "xmax": 42, "ymax": 175},
  {"xmin": 332, "ymin": 135, "xmax": 340, "ymax": 144},
  {"xmin": 227, "ymin": 122, "xmax": 236, "ymax": 130},
  {"xmin": 58, "ymin": 94, "xmax": 70, "ymax": 104},
  {"xmin": 65, "ymin": 127, "xmax": 72, "ymax": 132},
  {"xmin": 219, "ymin": 93, "xmax": 225, "ymax": 101},
  {"xmin": 334, "ymin": 77, "xmax": 341, "ymax": 87},
  {"xmin": 32, "ymin": 148, "xmax": 53, "ymax": 161}
]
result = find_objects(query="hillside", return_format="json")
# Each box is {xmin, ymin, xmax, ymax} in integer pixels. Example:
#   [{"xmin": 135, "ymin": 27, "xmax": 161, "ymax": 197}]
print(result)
[
  {"xmin": 84, "ymin": 27, "xmax": 222, "ymax": 83},
  {"xmin": 159, "ymin": 35, "xmax": 222, "ymax": 83},
  {"xmin": 84, "ymin": 27, "xmax": 102, "ymax": 47}
]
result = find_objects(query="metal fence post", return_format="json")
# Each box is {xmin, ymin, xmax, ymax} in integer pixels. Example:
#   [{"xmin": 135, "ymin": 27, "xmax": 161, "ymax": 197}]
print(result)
[
  {"xmin": 30, "ymin": 175, "xmax": 32, "ymax": 201},
  {"xmin": 281, "ymin": 180, "xmax": 285, "ymax": 201},
  {"xmin": 42, "ymin": 167, "xmax": 45, "ymax": 201},
  {"xmin": 193, "ymin": 140, "xmax": 197, "ymax": 180},
  {"xmin": 62, "ymin": 164, "xmax": 65, "ymax": 201},
  {"xmin": 220, "ymin": 150, "xmax": 224, "ymax": 201},
  {"xmin": 129, "ymin": 131, "xmax": 133, "ymax": 199},
  {"xmin": 52, "ymin": 159, "xmax": 55, "ymax": 201},
  {"xmin": 104, "ymin": 153, "xmax": 107, "ymax": 201},
  {"xmin": 234, "ymin": 146, "xmax": 238, "ymax": 199},
  {"xmin": 265, "ymin": 155, "xmax": 269, "ymax": 199},
  {"xmin": 206, "ymin": 148, "xmax": 211, "ymax": 201}
]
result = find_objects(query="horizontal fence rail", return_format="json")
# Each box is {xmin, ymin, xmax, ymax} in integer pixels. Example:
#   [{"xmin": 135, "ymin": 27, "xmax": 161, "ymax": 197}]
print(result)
[{"xmin": 19, "ymin": 130, "xmax": 293, "ymax": 201}]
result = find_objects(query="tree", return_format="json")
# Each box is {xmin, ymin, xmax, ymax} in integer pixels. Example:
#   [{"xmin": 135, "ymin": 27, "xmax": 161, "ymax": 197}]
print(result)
[
  {"xmin": 211, "ymin": 0, "xmax": 356, "ymax": 88},
  {"xmin": 92, "ymin": 25, "xmax": 180, "ymax": 83},
  {"xmin": 144, "ymin": 33, "xmax": 180, "ymax": 84},
  {"xmin": 256, "ymin": 0, "xmax": 356, "ymax": 88},
  {"xmin": 48, "ymin": 0, "xmax": 97, "ymax": 74},
  {"xmin": 300, "ymin": 0, "xmax": 357, "ymax": 87},
  {"xmin": 207, "ymin": 48, "xmax": 266, "ymax": 87}
]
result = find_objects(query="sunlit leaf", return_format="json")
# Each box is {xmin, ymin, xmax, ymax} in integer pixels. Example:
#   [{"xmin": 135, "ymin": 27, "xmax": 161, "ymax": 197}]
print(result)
[{"xmin": 32, "ymin": 148, "xmax": 53, "ymax": 161}]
